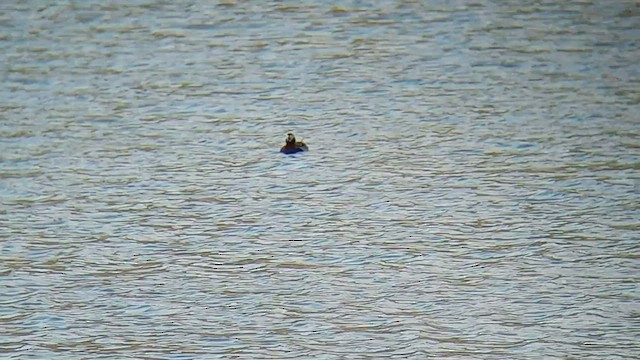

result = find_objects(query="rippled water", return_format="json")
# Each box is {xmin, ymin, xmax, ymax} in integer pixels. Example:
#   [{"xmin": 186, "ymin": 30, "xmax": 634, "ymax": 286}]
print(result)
[{"xmin": 1, "ymin": 1, "xmax": 639, "ymax": 358}]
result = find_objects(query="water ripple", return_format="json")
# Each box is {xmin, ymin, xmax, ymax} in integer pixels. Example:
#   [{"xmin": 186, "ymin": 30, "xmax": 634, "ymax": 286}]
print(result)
[{"xmin": 1, "ymin": 0, "xmax": 639, "ymax": 359}]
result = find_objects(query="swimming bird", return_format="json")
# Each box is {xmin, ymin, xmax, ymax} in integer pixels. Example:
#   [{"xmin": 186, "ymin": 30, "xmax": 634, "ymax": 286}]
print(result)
[{"xmin": 280, "ymin": 133, "xmax": 308, "ymax": 154}]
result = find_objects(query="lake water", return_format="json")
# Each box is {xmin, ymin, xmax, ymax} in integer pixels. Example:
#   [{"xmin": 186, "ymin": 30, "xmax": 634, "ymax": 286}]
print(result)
[{"xmin": 1, "ymin": 1, "xmax": 639, "ymax": 359}]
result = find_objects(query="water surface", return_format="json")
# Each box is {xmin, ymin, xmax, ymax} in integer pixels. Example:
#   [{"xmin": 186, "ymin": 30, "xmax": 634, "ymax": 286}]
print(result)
[{"xmin": 1, "ymin": 1, "xmax": 639, "ymax": 359}]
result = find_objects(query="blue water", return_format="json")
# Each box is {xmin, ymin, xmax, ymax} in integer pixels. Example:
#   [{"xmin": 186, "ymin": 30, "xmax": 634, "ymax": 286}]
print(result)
[{"xmin": 1, "ymin": 1, "xmax": 639, "ymax": 359}]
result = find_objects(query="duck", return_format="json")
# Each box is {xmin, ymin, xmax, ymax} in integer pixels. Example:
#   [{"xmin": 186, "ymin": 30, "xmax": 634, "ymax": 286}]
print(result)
[{"xmin": 280, "ymin": 133, "xmax": 309, "ymax": 154}]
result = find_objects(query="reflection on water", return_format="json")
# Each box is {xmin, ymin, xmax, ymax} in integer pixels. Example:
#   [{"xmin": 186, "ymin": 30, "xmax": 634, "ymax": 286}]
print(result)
[{"xmin": 1, "ymin": 0, "xmax": 639, "ymax": 358}]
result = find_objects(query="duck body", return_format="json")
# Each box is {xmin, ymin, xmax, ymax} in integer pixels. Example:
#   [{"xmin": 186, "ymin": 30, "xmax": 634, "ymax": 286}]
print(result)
[{"xmin": 280, "ymin": 133, "xmax": 308, "ymax": 154}]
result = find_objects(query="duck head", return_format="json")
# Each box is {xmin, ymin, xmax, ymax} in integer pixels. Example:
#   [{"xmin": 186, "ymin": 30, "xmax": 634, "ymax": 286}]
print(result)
[{"xmin": 286, "ymin": 133, "xmax": 296, "ymax": 145}]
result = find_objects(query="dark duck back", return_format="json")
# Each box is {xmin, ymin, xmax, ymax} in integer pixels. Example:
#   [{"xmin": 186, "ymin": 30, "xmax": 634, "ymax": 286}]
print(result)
[{"xmin": 280, "ymin": 133, "xmax": 308, "ymax": 154}]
